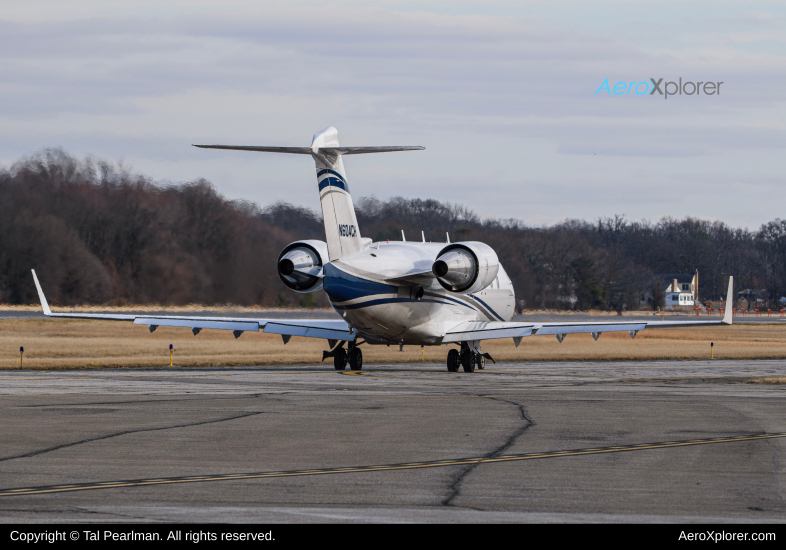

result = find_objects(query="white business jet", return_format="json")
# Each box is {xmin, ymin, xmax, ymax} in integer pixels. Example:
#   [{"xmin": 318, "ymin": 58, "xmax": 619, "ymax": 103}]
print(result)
[{"xmin": 31, "ymin": 127, "xmax": 734, "ymax": 372}]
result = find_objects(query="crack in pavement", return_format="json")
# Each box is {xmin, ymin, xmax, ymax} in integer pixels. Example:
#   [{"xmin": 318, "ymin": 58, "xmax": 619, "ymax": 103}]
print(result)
[
  {"xmin": 17, "ymin": 395, "xmax": 267, "ymax": 407},
  {"xmin": 0, "ymin": 412, "xmax": 264, "ymax": 463},
  {"xmin": 441, "ymin": 397, "xmax": 535, "ymax": 507},
  {"xmin": 18, "ymin": 392, "xmax": 294, "ymax": 408}
]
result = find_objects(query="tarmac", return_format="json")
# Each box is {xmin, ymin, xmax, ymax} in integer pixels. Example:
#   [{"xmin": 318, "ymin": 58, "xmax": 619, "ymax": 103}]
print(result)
[{"xmin": 0, "ymin": 359, "xmax": 785, "ymax": 523}]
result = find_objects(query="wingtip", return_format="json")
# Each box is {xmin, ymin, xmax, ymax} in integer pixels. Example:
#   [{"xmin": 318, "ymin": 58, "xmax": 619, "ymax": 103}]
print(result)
[
  {"xmin": 722, "ymin": 276, "xmax": 734, "ymax": 325},
  {"xmin": 31, "ymin": 269, "xmax": 51, "ymax": 316}
]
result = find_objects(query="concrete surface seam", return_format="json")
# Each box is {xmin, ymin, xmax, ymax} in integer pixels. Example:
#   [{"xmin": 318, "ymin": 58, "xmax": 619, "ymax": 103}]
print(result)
[
  {"xmin": 441, "ymin": 397, "xmax": 535, "ymax": 507},
  {"xmin": 0, "ymin": 411, "xmax": 264, "ymax": 463}
]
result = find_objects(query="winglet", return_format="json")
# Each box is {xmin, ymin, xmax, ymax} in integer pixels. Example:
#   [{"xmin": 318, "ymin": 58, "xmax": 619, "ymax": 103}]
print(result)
[
  {"xmin": 31, "ymin": 270, "xmax": 51, "ymax": 316},
  {"xmin": 722, "ymin": 276, "xmax": 733, "ymax": 325}
]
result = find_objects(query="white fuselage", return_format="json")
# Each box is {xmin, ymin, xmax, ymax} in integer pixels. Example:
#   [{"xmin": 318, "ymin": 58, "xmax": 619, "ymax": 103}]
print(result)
[{"xmin": 322, "ymin": 241, "xmax": 515, "ymax": 345}]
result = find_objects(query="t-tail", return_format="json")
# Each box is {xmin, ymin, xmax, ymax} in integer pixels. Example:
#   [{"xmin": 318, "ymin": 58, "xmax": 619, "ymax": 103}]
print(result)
[
  {"xmin": 311, "ymin": 127, "xmax": 360, "ymax": 260},
  {"xmin": 194, "ymin": 127, "xmax": 424, "ymax": 261}
]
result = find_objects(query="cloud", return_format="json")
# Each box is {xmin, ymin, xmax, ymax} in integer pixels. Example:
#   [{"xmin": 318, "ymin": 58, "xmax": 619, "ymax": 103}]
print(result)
[{"xmin": 0, "ymin": 2, "xmax": 784, "ymax": 227}]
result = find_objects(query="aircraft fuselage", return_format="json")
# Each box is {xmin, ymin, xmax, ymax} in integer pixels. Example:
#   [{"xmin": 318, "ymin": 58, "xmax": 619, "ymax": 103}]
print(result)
[{"xmin": 323, "ymin": 241, "xmax": 515, "ymax": 345}]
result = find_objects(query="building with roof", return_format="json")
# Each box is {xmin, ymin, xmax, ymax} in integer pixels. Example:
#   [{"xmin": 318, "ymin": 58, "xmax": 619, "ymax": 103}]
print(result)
[{"xmin": 661, "ymin": 271, "xmax": 698, "ymax": 310}]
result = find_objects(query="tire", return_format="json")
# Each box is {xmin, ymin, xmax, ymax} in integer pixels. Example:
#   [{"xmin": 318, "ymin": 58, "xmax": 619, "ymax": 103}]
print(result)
[
  {"xmin": 461, "ymin": 351, "xmax": 475, "ymax": 373},
  {"xmin": 349, "ymin": 347, "xmax": 363, "ymax": 371},
  {"xmin": 447, "ymin": 349, "xmax": 459, "ymax": 372},
  {"xmin": 476, "ymin": 354, "xmax": 485, "ymax": 370},
  {"xmin": 333, "ymin": 347, "xmax": 347, "ymax": 371}
]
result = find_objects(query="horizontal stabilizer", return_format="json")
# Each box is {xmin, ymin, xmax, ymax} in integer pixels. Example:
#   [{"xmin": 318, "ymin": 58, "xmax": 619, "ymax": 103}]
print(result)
[
  {"xmin": 326, "ymin": 146, "xmax": 424, "ymax": 155},
  {"xmin": 193, "ymin": 145, "xmax": 424, "ymax": 155},
  {"xmin": 193, "ymin": 145, "xmax": 312, "ymax": 154}
]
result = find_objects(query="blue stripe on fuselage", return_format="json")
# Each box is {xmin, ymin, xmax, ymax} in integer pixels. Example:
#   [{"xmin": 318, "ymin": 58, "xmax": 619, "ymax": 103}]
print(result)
[
  {"xmin": 323, "ymin": 264, "xmax": 397, "ymax": 303},
  {"xmin": 424, "ymin": 290, "xmax": 501, "ymax": 320},
  {"xmin": 323, "ymin": 264, "xmax": 500, "ymax": 320},
  {"xmin": 469, "ymin": 295, "xmax": 505, "ymax": 321},
  {"xmin": 423, "ymin": 291, "xmax": 468, "ymax": 308}
]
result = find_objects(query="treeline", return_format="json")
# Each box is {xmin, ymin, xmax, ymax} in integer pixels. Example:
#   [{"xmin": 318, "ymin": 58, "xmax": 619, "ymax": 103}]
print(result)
[{"xmin": 1, "ymin": 150, "xmax": 784, "ymax": 310}]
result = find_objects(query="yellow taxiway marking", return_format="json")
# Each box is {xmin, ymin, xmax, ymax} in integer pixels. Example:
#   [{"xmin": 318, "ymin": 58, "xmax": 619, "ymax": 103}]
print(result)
[{"xmin": 1, "ymin": 432, "xmax": 783, "ymax": 497}]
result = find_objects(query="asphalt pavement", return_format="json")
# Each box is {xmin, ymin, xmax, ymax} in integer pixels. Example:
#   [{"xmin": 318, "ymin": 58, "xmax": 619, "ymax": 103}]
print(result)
[{"xmin": 0, "ymin": 360, "xmax": 784, "ymax": 522}]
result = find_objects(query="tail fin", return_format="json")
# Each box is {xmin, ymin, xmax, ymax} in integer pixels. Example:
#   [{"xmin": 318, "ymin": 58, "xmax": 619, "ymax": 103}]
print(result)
[
  {"xmin": 310, "ymin": 127, "xmax": 361, "ymax": 260},
  {"xmin": 194, "ymin": 128, "xmax": 424, "ymax": 261}
]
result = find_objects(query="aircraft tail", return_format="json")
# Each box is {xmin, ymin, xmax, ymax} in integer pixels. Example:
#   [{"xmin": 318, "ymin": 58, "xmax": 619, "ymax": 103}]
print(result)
[
  {"xmin": 194, "ymin": 128, "xmax": 424, "ymax": 261},
  {"xmin": 310, "ymin": 127, "xmax": 361, "ymax": 261}
]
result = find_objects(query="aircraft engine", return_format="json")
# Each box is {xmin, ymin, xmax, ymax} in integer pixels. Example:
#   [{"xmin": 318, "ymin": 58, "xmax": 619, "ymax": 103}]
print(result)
[
  {"xmin": 277, "ymin": 240, "xmax": 329, "ymax": 293},
  {"xmin": 432, "ymin": 242, "xmax": 500, "ymax": 294}
]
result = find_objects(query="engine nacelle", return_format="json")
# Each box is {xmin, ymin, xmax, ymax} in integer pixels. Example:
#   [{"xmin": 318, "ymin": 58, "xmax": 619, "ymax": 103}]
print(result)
[
  {"xmin": 432, "ymin": 242, "xmax": 500, "ymax": 294},
  {"xmin": 277, "ymin": 240, "xmax": 329, "ymax": 293}
]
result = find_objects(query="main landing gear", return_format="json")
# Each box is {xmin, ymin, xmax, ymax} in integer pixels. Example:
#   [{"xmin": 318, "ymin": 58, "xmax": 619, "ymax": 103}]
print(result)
[
  {"xmin": 322, "ymin": 342, "xmax": 362, "ymax": 371},
  {"xmin": 446, "ymin": 342, "xmax": 494, "ymax": 373}
]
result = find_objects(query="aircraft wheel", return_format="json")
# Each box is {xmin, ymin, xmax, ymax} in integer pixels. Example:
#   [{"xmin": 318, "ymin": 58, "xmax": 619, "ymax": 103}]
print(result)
[
  {"xmin": 349, "ymin": 347, "xmax": 363, "ymax": 371},
  {"xmin": 461, "ymin": 351, "xmax": 475, "ymax": 373},
  {"xmin": 447, "ymin": 349, "xmax": 459, "ymax": 372},
  {"xmin": 333, "ymin": 347, "xmax": 347, "ymax": 371},
  {"xmin": 476, "ymin": 353, "xmax": 485, "ymax": 370}
]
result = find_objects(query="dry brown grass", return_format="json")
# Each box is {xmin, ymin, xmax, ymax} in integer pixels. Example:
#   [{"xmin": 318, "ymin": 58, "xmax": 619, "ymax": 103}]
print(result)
[
  {"xmin": 749, "ymin": 377, "xmax": 786, "ymax": 384},
  {"xmin": 2, "ymin": 318, "xmax": 786, "ymax": 369}
]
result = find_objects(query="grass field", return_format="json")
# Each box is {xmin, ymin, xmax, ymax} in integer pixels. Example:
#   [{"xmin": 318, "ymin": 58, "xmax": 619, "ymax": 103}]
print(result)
[{"xmin": 2, "ymin": 318, "xmax": 786, "ymax": 369}]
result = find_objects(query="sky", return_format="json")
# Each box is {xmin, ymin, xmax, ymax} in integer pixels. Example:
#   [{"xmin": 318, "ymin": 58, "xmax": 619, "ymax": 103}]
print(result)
[{"xmin": 0, "ymin": 1, "xmax": 784, "ymax": 228}]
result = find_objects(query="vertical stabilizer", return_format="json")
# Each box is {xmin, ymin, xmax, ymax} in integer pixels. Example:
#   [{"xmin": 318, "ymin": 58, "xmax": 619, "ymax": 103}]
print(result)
[{"xmin": 311, "ymin": 127, "xmax": 362, "ymax": 261}]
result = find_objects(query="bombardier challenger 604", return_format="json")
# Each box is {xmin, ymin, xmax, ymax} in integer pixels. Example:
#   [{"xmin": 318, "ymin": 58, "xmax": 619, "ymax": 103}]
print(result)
[{"xmin": 31, "ymin": 127, "xmax": 734, "ymax": 372}]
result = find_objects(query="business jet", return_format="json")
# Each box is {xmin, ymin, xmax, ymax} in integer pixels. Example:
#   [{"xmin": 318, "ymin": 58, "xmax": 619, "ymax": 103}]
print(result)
[{"xmin": 31, "ymin": 127, "xmax": 734, "ymax": 373}]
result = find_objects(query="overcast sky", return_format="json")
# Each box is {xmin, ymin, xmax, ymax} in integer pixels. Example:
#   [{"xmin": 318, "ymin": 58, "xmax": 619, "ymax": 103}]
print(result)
[{"xmin": 1, "ymin": 1, "xmax": 784, "ymax": 228}]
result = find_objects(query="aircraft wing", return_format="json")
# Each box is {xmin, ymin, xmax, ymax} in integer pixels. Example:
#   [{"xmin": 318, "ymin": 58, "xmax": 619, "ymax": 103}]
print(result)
[
  {"xmin": 31, "ymin": 270, "xmax": 354, "ymax": 342},
  {"xmin": 443, "ymin": 278, "xmax": 734, "ymax": 346}
]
